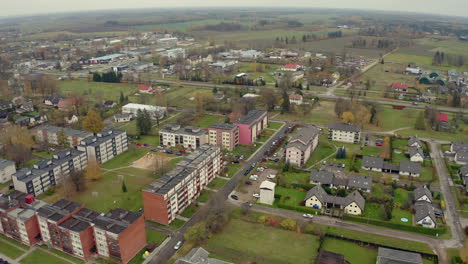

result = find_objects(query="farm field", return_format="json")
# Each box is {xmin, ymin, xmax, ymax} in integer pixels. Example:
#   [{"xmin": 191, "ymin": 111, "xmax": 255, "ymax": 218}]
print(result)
[
  {"xmin": 277, "ymin": 100, "xmax": 338, "ymax": 125},
  {"xmin": 164, "ymin": 86, "xmax": 213, "ymax": 109},
  {"xmin": 59, "ymin": 79, "xmax": 137, "ymax": 101}
]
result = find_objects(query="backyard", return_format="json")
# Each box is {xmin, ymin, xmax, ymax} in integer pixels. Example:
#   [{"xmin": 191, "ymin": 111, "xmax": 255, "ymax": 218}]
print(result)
[{"xmin": 321, "ymin": 238, "xmax": 377, "ymax": 264}]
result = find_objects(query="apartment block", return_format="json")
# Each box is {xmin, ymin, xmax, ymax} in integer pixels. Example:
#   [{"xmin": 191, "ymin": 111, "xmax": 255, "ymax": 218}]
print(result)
[
  {"xmin": 0, "ymin": 158, "xmax": 16, "ymax": 184},
  {"xmin": 328, "ymin": 122, "xmax": 361, "ymax": 144},
  {"xmin": 36, "ymin": 125, "xmax": 93, "ymax": 147},
  {"xmin": 234, "ymin": 110, "xmax": 268, "ymax": 145},
  {"xmin": 208, "ymin": 123, "xmax": 239, "ymax": 151},
  {"xmin": 284, "ymin": 125, "xmax": 320, "ymax": 166},
  {"xmin": 77, "ymin": 129, "xmax": 128, "ymax": 164},
  {"xmin": 143, "ymin": 145, "xmax": 222, "ymax": 224},
  {"xmin": 12, "ymin": 149, "xmax": 88, "ymax": 195},
  {"xmin": 159, "ymin": 124, "xmax": 208, "ymax": 150},
  {"xmin": 93, "ymin": 209, "xmax": 146, "ymax": 264}
]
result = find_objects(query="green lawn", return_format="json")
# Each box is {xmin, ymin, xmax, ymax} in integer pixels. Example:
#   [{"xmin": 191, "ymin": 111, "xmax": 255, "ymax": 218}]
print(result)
[
  {"xmin": 258, "ymin": 129, "xmax": 275, "ymax": 142},
  {"xmin": 39, "ymin": 245, "xmax": 84, "ymax": 264},
  {"xmin": 207, "ymin": 178, "xmax": 229, "ymax": 189},
  {"xmin": 20, "ymin": 249, "xmax": 69, "ymax": 264},
  {"xmin": 59, "ymin": 79, "xmax": 137, "ymax": 101},
  {"xmin": 363, "ymin": 203, "xmax": 383, "ymax": 220},
  {"xmin": 206, "ymin": 219, "xmax": 320, "ymax": 264},
  {"xmin": 394, "ymin": 188, "xmax": 410, "ymax": 206},
  {"xmin": 193, "ymin": 113, "xmax": 226, "ymax": 128},
  {"xmin": 230, "ymin": 143, "xmax": 262, "ymax": 159},
  {"xmin": 321, "ymin": 238, "xmax": 377, "ymax": 264},
  {"xmin": 0, "ymin": 239, "xmax": 26, "ymax": 259},
  {"xmin": 196, "ymin": 190, "xmax": 212, "ymax": 202},
  {"xmin": 362, "ymin": 146, "xmax": 381, "ymax": 157},
  {"xmin": 146, "ymin": 218, "xmax": 186, "ymax": 230},
  {"xmin": 224, "ymin": 163, "xmax": 242, "ymax": 177},
  {"xmin": 180, "ymin": 204, "xmax": 198, "ymax": 218},
  {"xmin": 305, "ymin": 137, "xmax": 335, "ymax": 168},
  {"xmin": 268, "ymin": 121, "xmax": 284, "ymax": 130},
  {"xmin": 25, "ymin": 158, "xmax": 40, "ymax": 168},
  {"xmin": 282, "ymin": 172, "xmax": 310, "ymax": 185},
  {"xmin": 146, "ymin": 229, "xmax": 168, "ymax": 245},
  {"xmin": 277, "ymin": 101, "xmax": 337, "ymax": 125},
  {"xmin": 101, "ymin": 147, "xmax": 148, "ymax": 169},
  {"xmin": 33, "ymin": 151, "xmax": 53, "ymax": 159},
  {"xmin": 275, "ymin": 187, "xmax": 306, "ymax": 206},
  {"xmin": 134, "ymin": 135, "xmax": 160, "ymax": 146}
]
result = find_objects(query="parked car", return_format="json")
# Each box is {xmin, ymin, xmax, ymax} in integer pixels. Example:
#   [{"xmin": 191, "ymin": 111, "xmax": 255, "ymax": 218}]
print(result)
[
  {"xmin": 245, "ymin": 181, "xmax": 253, "ymax": 185},
  {"xmin": 135, "ymin": 142, "xmax": 143, "ymax": 146},
  {"xmin": 302, "ymin": 214, "xmax": 314, "ymax": 218},
  {"xmin": 174, "ymin": 241, "xmax": 183, "ymax": 250},
  {"xmin": 230, "ymin": 194, "xmax": 239, "ymax": 200},
  {"xmin": 260, "ymin": 165, "xmax": 268, "ymax": 169},
  {"xmin": 179, "ymin": 149, "xmax": 186, "ymax": 153},
  {"xmin": 267, "ymin": 174, "xmax": 276, "ymax": 179},
  {"xmin": 249, "ymin": 175, "xmax": 258, "ymax": 181},
  {"xmin": 252, "ymin": 193, "xmax": 260, "ymax": 198}
]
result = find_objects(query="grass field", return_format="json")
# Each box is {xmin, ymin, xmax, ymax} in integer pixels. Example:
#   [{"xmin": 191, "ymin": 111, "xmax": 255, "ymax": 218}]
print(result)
[
  {"xmin": 206, "ymin": 219, "xmax": 320, "ymax": 264},
  {"xmin": 359, "ymin": 63, "xmax": 420, "ymax": 92},
  {"xmin": 268, "ymin": 121, "xmax": 284, "ymax": 130},
  {"xmin": 277, "ymin": 100, "xmax": 338, "ymax": 125},
  {"xmin": 20, "ymin": 249, "xmax": 69, "ymax": 264},
  {"xmin": 180, "ymin": 204, "xmax": 198, "ymax": 218},
  {"xmin": 321, "ymin": 238, "xmax": 377, "ymax": 264},
  {"xmin": 207, "ymin": 177, "xmax": 229, "ymax": 189},
  {"xmin": 196, "ymin": 190, "xmax": 212, "ymax": 202},
  {"xmin": 281, "ymin": 172, "xmax": 310, "ymax": 184},
  {"xmin": 363, "ymin": 202, "xmax": 383, "ymax": 220},
  {"xmin": 101, "ymin": 147, "xmax": 149, "ymax": 169},
  {"xmin": 275, "ymin": 187, "xmax": 307, "ymax": 206},
  {"xmin": 144, "ymin": 19, "xmax": 255, "ymax": 32},
  {"xmin": 305, "ymin": 137, "xmax": 336, "ymax": 168},
  {"xmin": 164, "ymin": 86, "xmax": 213, "ymax": 109},
  {"xmin": 59, "ymin": 79, "xmax": 137, "ymax": 101},
  {"xmin": 146, "ymin": 229, "xmax": 168, "ymax": 245},
  {"xmin": 0, "ymin": 239, "xmax": 26, "ymax": 259},
  {"xmin": 192, "ymin": 113, "xmax": 226, "ymax": 128}
]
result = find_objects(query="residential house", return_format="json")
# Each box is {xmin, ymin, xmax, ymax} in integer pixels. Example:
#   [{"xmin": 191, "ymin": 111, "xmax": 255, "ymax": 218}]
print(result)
[
  {"xmin": 455, "ymin": 151, "xmax": 468, "ymax": 165},
  {"xmin": 58, "ymin": 98, "xmax": 76, "ymax": 112},
  {"xmin": 17, "ymin": 101, "xmax": 34, "ymax": 113},
  {"xmin": 138, "ymin": 85, "xmax": 156, "ymax": 94},
  {"xmin": 0, "ymin": 159, "xmax": 16, "ymax": 184},
  {"xmin": 44, "ymin": 94, "xmax": 63, "ymax": 107},
  {"xmin": 414, "ymin": 185, "xmax": 433, "ymax": 203},
  {"xmin": 304, "ymin": 185, "xmax": 365, "ymax": 215},
  {"xmin": 376, "ymin": 247, "xmax": 423, "ymax": 264},
  {"xmin": 208, "ymin": 123, "xmax": 239, "ymax": 151},
  {"xmin": 362, "ymin": 156, "xmax": 384, "ymax": 172},
  {"xmin": 408, "ymin": 136, "xmax": 423, "ymax": 149},
  {"xmin": 281, "ymin": 64, "xmax": 303, "ymax": 72},
  {"xmin": 347, "ymin": 175, "xmax": 372, "ymax": 193},
  {"xmin": 436, "ymin": 113, "xmax": 451, "ymax": 131},
  {"xmin": 159, "ymin": 124, "xmax": 208, "ymax": 150},
  {"xmin": 114, "ymin": 113, "xmax": 132, "ymax": 123},
  {"xmin": 104, "ymin": 100, "xmax": 116, "ymax": 108},
  {"xmin": 65, "ymin": 114, "xmax": 79, "ymax": 124},
  {"xmin": 409, "ymin": 146, "xmax": 424, "ymax": 162},
  {"xmin": 259, "ymin": 180, "xmax": 276, "ymax": 205},
  {"xmin": 234, "ymin": 110, "xmax": 268, "ymax": 145},
  {"xmin": 391, "ymin": 82, "xmax": 409, "ymax": 93},
  {"xmin": 328, "ymin": 123, "xmax": 361, "ymax": 144},
  {"xmin": 309, "ymin": 170, "xmax": 372, "ymax": 193},
  {"xmin": 175, "ymin": 247, "xmax": 233, "ymax": 264},
  {"xmin": 289, "ymin": 93, "xmax": 303, "ymax": 105},
  {"xmin": 406, "ymin": 67, "xmax": 422, "ymax": 75},
  {"xmin": 284, "ymin": 125, "xmax": 320, "ymax": 166},
  {"xmin": 122, "ymin": 103, "xmax": 166, "ymax": 120},
  {"xmin": 399, "ymin": 161, "xmax": 421, "ymax": 177},
  {"xmin": 77, "ymin": 129, "xmax": 128, "ymax": 164},
  {"xmin": 451, "ymin": 142, "xmax": 468, "ymax": 153},
  {"xmin": 414, "ymin": 201, "xmax": 436, "ymax": 228},
  {"xmin": 316, "ymin": 250, "xmax": 348, "ymax": 264},
  {"xmin": 36, "ymin": 125, "xmax": 93, "ymax": 147},
  {"xmin": 12, "ymin": 149, "xmax": 88, "ymax": 195},
  {"xmin": 143, "ymin": 146, "xmax": 222, "ymax": 224}
]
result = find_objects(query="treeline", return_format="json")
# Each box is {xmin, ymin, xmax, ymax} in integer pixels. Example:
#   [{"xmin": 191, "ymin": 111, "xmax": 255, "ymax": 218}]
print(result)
[
  {"xmin": 432, "ymin": 51, "xmax": 466, "ymax": 67},
  {"xmin": 327, "ymin": 31, "xmax": 343, "ymax": 38},
  {"xmin": 194, "ymin": 22, "xmax": 246, "ymax": 31},
  {"xmin": 349, "ymin": 37, "xmax": 398, "ymax": 49},
  {"xmin": 92, "ymin": 71, "xmax": 122, "ymax": 83},
  {"xmin": 275, "ymin": 31, "xmax": 343, "ymax": 44},
  {"xmin": 222, "ymin": 77, "xmax": 266, "ymax": 86},
  {"xmin": 179, "ymin": 73, "xmax": 208, "ymax": 82}
]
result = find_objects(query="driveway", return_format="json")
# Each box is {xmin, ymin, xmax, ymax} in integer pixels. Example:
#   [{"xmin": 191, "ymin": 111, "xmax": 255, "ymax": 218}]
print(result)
[{"xmin": 234, "ymin": 168, "xmax": 278, "ymax": 203}]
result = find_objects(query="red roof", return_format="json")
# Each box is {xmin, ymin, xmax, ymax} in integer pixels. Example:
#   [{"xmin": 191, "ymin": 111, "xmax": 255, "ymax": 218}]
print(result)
[
  {"xmin": 138, "ymin": 85, "xmax": 151, "ymax": 91},
  {"xmin": 437, "ymin": 113, "xmax": 448, "ymax": 122},
  {"xmin": 289, "ymin": 94, "xmax": 303, "ymax": 100},
  {"xmin": 391, "ymin": 82, "xmax": 409, "ymax": 89},
  {"xmin": 284, "ymin": 64, "xmax": 300, "ymax": 69}
]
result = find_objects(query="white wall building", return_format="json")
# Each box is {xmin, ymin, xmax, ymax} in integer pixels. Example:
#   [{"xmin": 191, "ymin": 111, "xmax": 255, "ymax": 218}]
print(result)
[
  {"xmin": 0, "ymin": 159, "xmax": 16, "ymax": 184},
  {"xmin": 122, "ymin": 103, "xmax": 166, "ymax": 120},
  {"xmin": 259, "ymin": 181, "xmax": 276, "ymax": 205},
  {"xmin": 159, "ymin": 124, "xmax": 208, "ymax": 150}
]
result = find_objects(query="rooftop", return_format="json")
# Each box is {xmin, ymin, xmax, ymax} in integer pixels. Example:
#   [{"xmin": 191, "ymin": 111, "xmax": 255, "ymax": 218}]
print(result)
[
  {"xmin": 209, "ymin": 123, "xmax": 237, "ymax": 130},
  {"xmin": 93, "ymin": 208, "xmax": 142, "ymax": 234},
  {"xmin": 235, "ymin": 110, "xmax": 267, "ymax": 126},
  {"xmin": 37, "ymin": 125, "xmax": 92, "ymax": 139},
  {"xmin": 80, "ymin": 129, "xmax": 125, "ymax": 147},
  {"xmin": 0, "ymin": 158, "xmax": 15, "ymax": 170},
  {"xmin": 377, "ymin": 247, "xmax": 423, "ymax": 264},
  {"xmin": 328, "ymin": 122, "xmax": 361, "ymax": 133}
]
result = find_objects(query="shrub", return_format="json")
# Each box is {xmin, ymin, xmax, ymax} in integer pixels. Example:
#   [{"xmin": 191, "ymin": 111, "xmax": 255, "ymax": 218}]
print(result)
[{"xmin": 280, "ymin": 218, "xmax": 297, "ymax": 231}]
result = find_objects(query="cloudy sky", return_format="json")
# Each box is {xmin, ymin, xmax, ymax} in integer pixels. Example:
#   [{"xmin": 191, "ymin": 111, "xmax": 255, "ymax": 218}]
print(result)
[{"xmin": 1, "ymin": 0, "xmax": 467, "ymax": 18}]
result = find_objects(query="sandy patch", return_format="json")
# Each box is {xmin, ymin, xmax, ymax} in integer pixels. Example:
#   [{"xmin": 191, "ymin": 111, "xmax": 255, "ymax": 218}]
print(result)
[{"xmin": 131, "ymin": 152, "xmax": 172, "ymax": 171}]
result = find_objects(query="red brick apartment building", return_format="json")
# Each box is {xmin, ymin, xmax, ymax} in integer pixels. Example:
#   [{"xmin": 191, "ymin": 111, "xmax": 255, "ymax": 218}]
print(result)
[
  {"xmin": 143, "ymin": 145, "xmax": 222, "ymax": 224},
  {"xmin": 0, "ymin": 192, "xmax": 146, "ymax": 264}
]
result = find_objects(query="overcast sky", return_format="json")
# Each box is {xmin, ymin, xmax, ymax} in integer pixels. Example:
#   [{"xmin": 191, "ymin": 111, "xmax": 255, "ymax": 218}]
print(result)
[{"xmin": 1, "ymin": 0, "xmax": 467, "ymax": 18}]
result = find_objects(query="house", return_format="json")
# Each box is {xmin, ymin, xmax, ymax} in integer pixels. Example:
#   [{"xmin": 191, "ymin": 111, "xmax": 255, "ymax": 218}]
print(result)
[
  {"xmin": 175, "ymin": 247, "xmax": 233, "ymax": 264},
  {"xmin": 65, "ymin": 114, "xmax": 79, "ymax": 124},
  {"xmin": 376, "ymin": 247, "xmax": 423, "ymax": 264},
  {"xmin": 0, "ymin": 101, "xmax": 12, "ymax": 110},
  {"xmin": 391, "ymin": 82, "xmax": 409, "ymax": 93},
  {"xmin": 208, "ymin": 123, "xmax": 239, "ymax": 151},
  {"xmin": 362, "ymin": 156, "xmax": 384, "ymax": 172},
  {"xmin": 114, "ymin": 113, "xmax": 132, "ymax": 123},
  {"xmin": 316, "ymin": 250, "xmax": 348, "ymax": 264},
  {"xmin": 421, "ymin": 92, "xmax": 436, "ymax": 102},
  {"xmin": 122, "ymin": 103, "xmax": 166, "ymax": 120},
  {"xmin": 451, "ymin": 142, "xmax": 468, "ymax": 153},
  {"xmin": 399, "ymin": 161, "xmax": 421, "ymax": 177},
  {"xmin": 0, "ymin": 159, "xmax": 16, "ymax": 184},
  {"xmin": 304, "ymin": 185, "xmax": 365, "ymax": 215},
  {"xmin": 284, "ymin": 125, "xmax": 320, "ymax": 166},
  {"xmin": 103, "ymin": 100, "xmax": 116, "ymax": 108},
  {"xmin": 455, "ymin": 151, "xmax": 468, "ymax": 165},
  {"xmin": 234, "ymin": 110, "xmax": 268, "ymax": 145},
  {"xmin": 414, "ymin": 185, "xmax": 433, "ymax": 203},
  {"xmin": 347, "ymin": 175, "xmax": 372, "ymax": 193},
  {"xmin": 289, "ymin": 93, "xmax": 303, "ymax": 105},
  {"xmin": 44, "ymin": 94, "xmax": 63, "ymax": 107},
  {"xmin": 409, "ymin": 146, "xmax": 424, "ymax": 162},
  {"xmin": 17, "ymin": 101, "xmax": 34, "ymax": 113},
  {"xmin": 436, "ymin": 113, "xmax": 451, "ymax": 131},
  {"xmin": 309, "ymin": 170, "xmax": 335, "ymax": 186},
  {"xmin": 259, "ymin": 180, "xmax": 276, "ymax": 205},
  {"xmin": 138, "ymin": 84, "xmax": 156, "ymax": 94},
  {"xmin": 58, "ymin": 98, "xmax": 76, "ymax": 112},
  {"xmin": 160, "ymin": 124, "xmax": 208, "ymax": 150},
  {"xmin": 406, "ymin": 67, "xmax": 422, "ymax": 75},
  {"xmin": 281, "ymin": 64, "xmax": 303, "ymax": 72},
  {"xmin": 408, "ymin": 136, "xmax": 423, "ymax": 149},
  {"xmin": 309, "ymin": 170, "xmax": 372, "ymax": 193},
  {"xmin": 143, "ymin": 146, "xmax": 222, "ymax": 224},
  {"xmin": 460, "ymin": 165, "xmax": 468, "ymax": 191},
  {"xmin": 414, "ymin": 201, "xmax": 436, "ymax": 228},
  {"xmin": 328, "ymin": 123, "xmax": 361, "ymax": 144},
  {"xmin": 77, "ymin": 129, "xmax": 128, "ymax": 164}
]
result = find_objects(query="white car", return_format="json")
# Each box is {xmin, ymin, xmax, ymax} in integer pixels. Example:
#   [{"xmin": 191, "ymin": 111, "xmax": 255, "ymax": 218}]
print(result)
[
  {"xmin": 267, "ymin": 174, "xmax": 276, "ymax": 179},
  {"xmin": 253, "ymin": 193, "xmax": 260, "ymax": 198},
  {"xmin": 302, "ymin": 214, "xmax": 314, "ymax": 218},
  {"xmin": 257, "ymin": 167, "xmax": 265, "ymax": 172},
  {"xmin": 249, "ymin": 175, "xmax": 258, "ymax": 181},
  {"xmin": 174, "ymin": 241, "xmax": 183, "ymax": 250}
]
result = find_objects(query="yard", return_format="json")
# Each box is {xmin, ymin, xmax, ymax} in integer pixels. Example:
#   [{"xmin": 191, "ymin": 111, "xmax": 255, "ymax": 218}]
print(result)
[
  {"xmin": 321, "ymin": 238, "xmax": 377, "ymax": 264},
  {"xmin": 268, "ymin": 121, "xmax": 284, "ymax": 130},
  {"xmin": 224, "ymin": 163, "xmax": 242, "ymax": 178},
  {"xmin": 281, "ymin": 171, "xmax": 310, "ymax": 185},
  {"xmin": 59, "ymin": 79, "xmax": 137, "ymax": 101},
  {"xmin": 0, "ymin": 238, "xmax": 26, "ymax": 259},
  {"xmin": 196, "ymin": 189, "xmax": 212, "ymax": 202},
  {"xmin": 205, "ymin": 219, "xmax": 320, "ymax": 264},
  {"xmin": 192, "ymin": 113, "xmax": 226, "ymax": 128},
  {"xmin": 275, "ymin": 186, "xmax": 307, "ymax": 207},
  {"xmin": 20, "ymin": 249, "xmax": 70, "ymax": 264},
  {"xmin": 207, "ymin": 177, "xmax": 229, "ymax": 189},
  {"xmin": 277, "ymin": 100, "xmax": 338, "ymax": 125},
  {"xmin": 304, "ymin": 137, "xmax": 336, "ymax": 168},
  {"xmin": 229, "ymin": 142, "xmax": 262, "ymax": 159},
  {"xmin": 146, "ymin": 229, "xmax": 168, "ymax": 245}
]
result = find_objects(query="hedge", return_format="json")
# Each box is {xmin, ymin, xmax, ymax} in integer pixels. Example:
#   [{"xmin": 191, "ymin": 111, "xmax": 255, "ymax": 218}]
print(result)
[
  {"xmin": 290, "ymin": 183, "xmax": 315, "ymax": 190},
  {"xmin": 277, "ymin": 203, "xmax": 321, "ymax": 215},
  {"xmin": 344, "ymin": 215, "xmax": 447, "ymax": 236}
]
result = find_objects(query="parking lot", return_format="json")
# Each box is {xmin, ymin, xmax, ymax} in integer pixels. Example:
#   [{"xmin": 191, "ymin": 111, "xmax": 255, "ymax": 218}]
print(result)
[{"xmin": 234, "ymin": 166, "xmax": 278, "ymax": 203}]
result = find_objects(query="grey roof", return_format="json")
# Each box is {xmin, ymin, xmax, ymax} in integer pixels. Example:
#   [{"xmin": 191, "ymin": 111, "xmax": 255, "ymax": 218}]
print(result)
[
  {"xmin": 347, "ymin": 175, "xmax": 372, "ymax": 191},
  {"xmin": 399, "ymin": 161, "xmax": 421, "ymax": 174},
  {"xmin": 0, "ymin": 191, "xmax": 28, "ymax": 212},
  {"xmin": 175, "ymin": 247, "xmax": 233, "ymax": 264},
  {"xmin": 383, "ymin": 163, "xmax": 400, "ymax": 171},
  {"xmin": 37, "ymin": 199, "xmax": 82, "ymax": 222},
  {"xmin": 362, "ymin": 156, "xmax": 384, "ymax": 169},
  {"xmin": 93, "ymin": 208, "xmax": 142, "ymax": 235},
  {"xmin": 160, "ymin": 124, "xmax": 208, "ymax": 137},
  {"xmin": 328, "ymin": 122, "xmax": 361, "ymax": 132},
  {"xmin": 408, "ymin": 136, "xmax": 422, "ymax": 147},
  {"xmin": 59, "ymin": 208, "xmax": 100, "ymax": 232},
  {"xmin": 413, "ymin": 185, "xmax": 432, "ymax": 202},
  {"xmin": 452, "ymin": 142, "xmax": 468, "ymax": 153},
  {"xmin": 460, "ymin": 165, "xmax": 468, "ymax": 176},
  {"xmin": 0, "ymin": 158, "xmax": 15, "ymax": 170},
  {"xmin": 409, "ymin": 146, "xmax": 424, "ymax": 158},
  {"xmin": 38, "ymin": 125, "xmax": 92, "ymax": 139},
  {"xmin": 235, "ymin": 110, "xmax": 267, "ymax": 126},
  {"xmin": 310, "ymin": 170, "xmax": 334, "ymax": 184},
  {"xmin": 305, "ymin": 185, "xmax": 329, "ymax": 203},
  {"xmin": 305, "ymin": 185, "xmax": 365, "ymax": 210},
  {"xmin": 456, "ymin": 151, "xmax": 468, "ymax": 162},
  {"xmin": 345, "ymin": 190, "xmax": 365, "ymax": 210},
  {"xmin": 80, "ymin": 129, "xmax": 126, "ymax": 147},
  {"xmin": 286, "ymin": 125, "xmax": 320, "ymax": 151},
  {"xmin": 377, "ymin": 247, "xmax": 423, "ymax": 264},
  {"xmin": 208, "ymin": 123, "xmax": 237, "ymax": 130},
  {"xmin": 114, "ymin": 113, "xmax": 132, "ymax": 119},
  {"xmin": 414, "ymin": 201, "xmax": 436, "ymax": 225}
]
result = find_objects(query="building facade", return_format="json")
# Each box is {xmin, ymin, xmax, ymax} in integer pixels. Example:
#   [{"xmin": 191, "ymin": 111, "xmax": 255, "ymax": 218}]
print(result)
[
  {"xmin": 328, "ymin": 123, "xmax": 361, "ymax": 144},
  {"xmin": 77, "ymin": 129, "xmax": 128, "ymax": 164},
  {"xmin": 36, "ymin": 125, "xmax": 93, "ymax": 147},
  {"xmin": 143, "ymin": 146, "xmax": 222, "ymax": 224},
  {"xmin": 122, "ymin": 103, "xmax": 166, "ymax": 120},
  {"xmin": 208, "ymin": 123, "xmax": 239, "ymax": 151},
  {"xmin": 284, "ymin": 125, "xmax": 320, "ymax": 166},
  {"xmin": 159, "ymin": 124, "xmax": 208, "ymax": 150},
  {"xmin": 234, "ymin": 110, "xmax": 268, "ymax": 145},
  {"xmin": 0, "ymin": 159, "xmax": 16, "ymax": 184}
]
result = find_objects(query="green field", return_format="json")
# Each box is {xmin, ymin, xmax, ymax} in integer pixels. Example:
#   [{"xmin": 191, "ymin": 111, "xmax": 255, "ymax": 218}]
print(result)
[
  {"xmin": 146, "ymin": 229, "xmax": 168, "ymax": 245},
  {"xmin": 282, "ymin": 172, "xmax": 310, "ymax": 184},
  {"xmin": 206, "ymin": 219, "xmax": 320, "ymax": 264},
  {"xmin": 142, "ymin": 19, "xmax": 254, "ymax": 32},
  {"xmin": 268, "ymin": 121, "xmax": 284, "ymax": 130},
  {"xmin": 207, "ymin": 177, "xmax": 229, "ymax": 189},
  {"xmin": 164, "ymin": 86, "xmax": 213, "ymax": 109},
  {"xmin": 278, "ymin": 100, "xmax": 338, "ymax": 125},
  {"xmin": 196, "ymin": 190, "xmax": 212, "ymax": 202},
  {"xmin": 101, "ymin": 147, "xmax": 148, "ymax": 169},
  {"xmin": 322, "ymin": 238, "xmax": 377, "ymax": 264},
  {"xmin": 20, "ymin": 249, "xmax": 69, "ymax": 264},
  {"xmin": 275, "ymin": 186, "xmax": 307, "ymax": 206},
  {"xmin": 59, "ymin": 79, "xmax": 137, "ymax": 101},
  {"xmin": 192, "ymin": 113, "xmax": 226, "ymax": 128},
  {"xmin": 0, "ymin": 239, "xmax": 26, "ymax": 259},
  {"xmin": 305, "ymin": 137, "xmax": 336, "ymax": 168}
]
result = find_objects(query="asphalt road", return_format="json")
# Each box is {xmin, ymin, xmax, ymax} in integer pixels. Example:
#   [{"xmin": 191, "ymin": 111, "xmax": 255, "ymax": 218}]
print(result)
[{"xmin": 148, "ymin": 121, "xmax": 290, "ymax": 263}]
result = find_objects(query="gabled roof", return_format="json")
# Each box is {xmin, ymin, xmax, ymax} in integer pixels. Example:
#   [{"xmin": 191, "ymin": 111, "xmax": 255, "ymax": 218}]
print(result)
[
  {"xmin": 345, "ymin": 190, "xmax": 365, "ymax": 210},
  {"xmin": 305, "ymin": 185, "xmax": 328, "ymax": 203},
  {"xmin": 391, "ymin": 82, "xmax": 409, "ymax": 89},
  {"xmin": 413, "ymin": 185, "xmax": 432, "ymax": 202},
  {"xmin": 408, "ymin": 136, "xmax": 422, "ymax": 147},
  {"xmin": 409, "ymin": 146, "xmax": 424, "ymax": 158},
  {"xmin": 377, "ymin": 247, "xmax": 423, "ymax": 264},
  {"xmin": 259, "ymin": 180, "xmax": 276, "ymax": 190},
  {"xmin": 310, "ymin": 169, "xmax": 334, "ymax": 185},
  {"xmin": 437, "ymin": 113, "xmax": 448, "ymax": 122},
  {"xmin": 414, "ymin": 201, "xmax": 436, "ymax": 224},
  {"xmin": 347, "ymin": 175, "xmax": 372, "ymax": 191},
  {"xmin": 289, "ymin": 93, "xmax": 303, "ymax": 100},
  {"xmin": 456, "ymin": 151, "xmax": 468, "ymax": 162},
  {"xmin": 235, "ymin": 110, "xmax": 267, "ymax": 126},
  {"xmin": 286, "ymin": 125, "xmax": 320, "ymax": 151},
  {"xmin": 328, "ymin": 122, "xmax": 361, "ymax": 133},
  {"xmin": 399, "ymin": 161, "xmax": 421, "ymax": 174},
  {"xmin": 452, "ymin": 142, "xmax": 468, "ymax": 153},
  {"xmin": 362, "ymin": 156, "xmax": 384, "ymax": 169},
  {"xmin": 283, "ymin": 64, "xmax": 301, "ymax": 69}
]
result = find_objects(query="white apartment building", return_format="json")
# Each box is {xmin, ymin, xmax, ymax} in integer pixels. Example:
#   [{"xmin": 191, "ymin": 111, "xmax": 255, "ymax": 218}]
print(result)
[
  {"xmin": 159, "ymin": 124, "xmax": 208, "ymax": 150},
  {"xmin": 284, "ymin": 125, "xmax": 320, "ymax": 167},
  {"xmin": 12, "ymin": 149, "xmax": 88, "ymax": 195},
  {"xmin": 122, "ymin": 103, "xmax": 166, "ymax": 120},
  {"xmin": 77, "ymin": 129, "xmax": 128, "ymax": 164},
  {"xmin": 328, "ymin": 122, "xmax": 361, "ymax": 144},
  {"xmin": 0, "ymin": 159, "xmax": 16, "ymax": 184}
]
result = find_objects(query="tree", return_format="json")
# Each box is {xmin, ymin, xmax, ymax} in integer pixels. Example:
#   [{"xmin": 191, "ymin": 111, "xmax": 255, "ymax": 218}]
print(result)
[
  {"xmin": 85, "ymin": 160, "xmax": 102, "ymax": 181},
  {"xmin": 184, "ymin": 222, "xmax": 208, "ymax": 245},
  {"xmin": 280, "ymin": 91, "xmax": 290, "ymax": 114},
  {"xmin": 121, "ymin": 180, "xmax": 127, "ymax": 193},
  {"xmin": 1, "ymin": 125, "xmax": 34, "ymax": 166},
  {"xmin": 83, "ymin": 110, "xmax": 104, "ymax": 134},
  {"xmin": 136, "ymin": 109, "xmax": 152, "ymax": 135},
  {"xmin": 119, "ymin": 91, "xmax": 125, "ymax": 105},
  {"xmin": 342, "ymin": 111, "xmax": 355, "ymax": 123},
  {"xmin": 280, "ymin": 218, "xmax": 296, "ymax": 231},
  {"xmin": 260, "ymin": 89, "xmax": 279, "ymax": 111},
  {"xmin": 56, "ymin": 128, "xmax": 70, "ymax": 148},
  {"xmin": 69, "ymin": 170, "xmax": 85, "ymax": 192},
  {"xmin": 415, "ymin": 112, "xmax": 426, "ymax": 130},
  {"xmin": 212, "ymin": 86, "xmax": 218, "ymax": 94}
]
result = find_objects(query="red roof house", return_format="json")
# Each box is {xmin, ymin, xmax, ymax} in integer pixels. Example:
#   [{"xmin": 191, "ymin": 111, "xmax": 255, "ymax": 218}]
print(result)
[
  {"xmin": 138, "ymin": 85, "xmax": 156, "ymax": 94},
  {"xmin": 282, "ymin": 64, "xmax": 303, "ymax": 71},
  {"xmin": 437, "ymin": 113, "xmax": 448, "ymax": 122},
  {"xmin": 391, "ymin": 82, "xmax": 409, "ymax": 92}
]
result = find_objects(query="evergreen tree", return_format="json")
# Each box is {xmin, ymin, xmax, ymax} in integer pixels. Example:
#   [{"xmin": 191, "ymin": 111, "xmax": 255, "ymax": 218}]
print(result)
[
  {"xmin": 119, "ymin": 91, "xmax": 125, "ymax": 105},
  {"xmin": 212, "ymin": 86, "xmax": 218, "ymax": 94},
  {"xmin": 121, "ymin": 180, "xmax": 127, "ymax": 193},
  {"xmin": 281, "ymin": 91, "xmax": 290, "ymax": 114}
]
